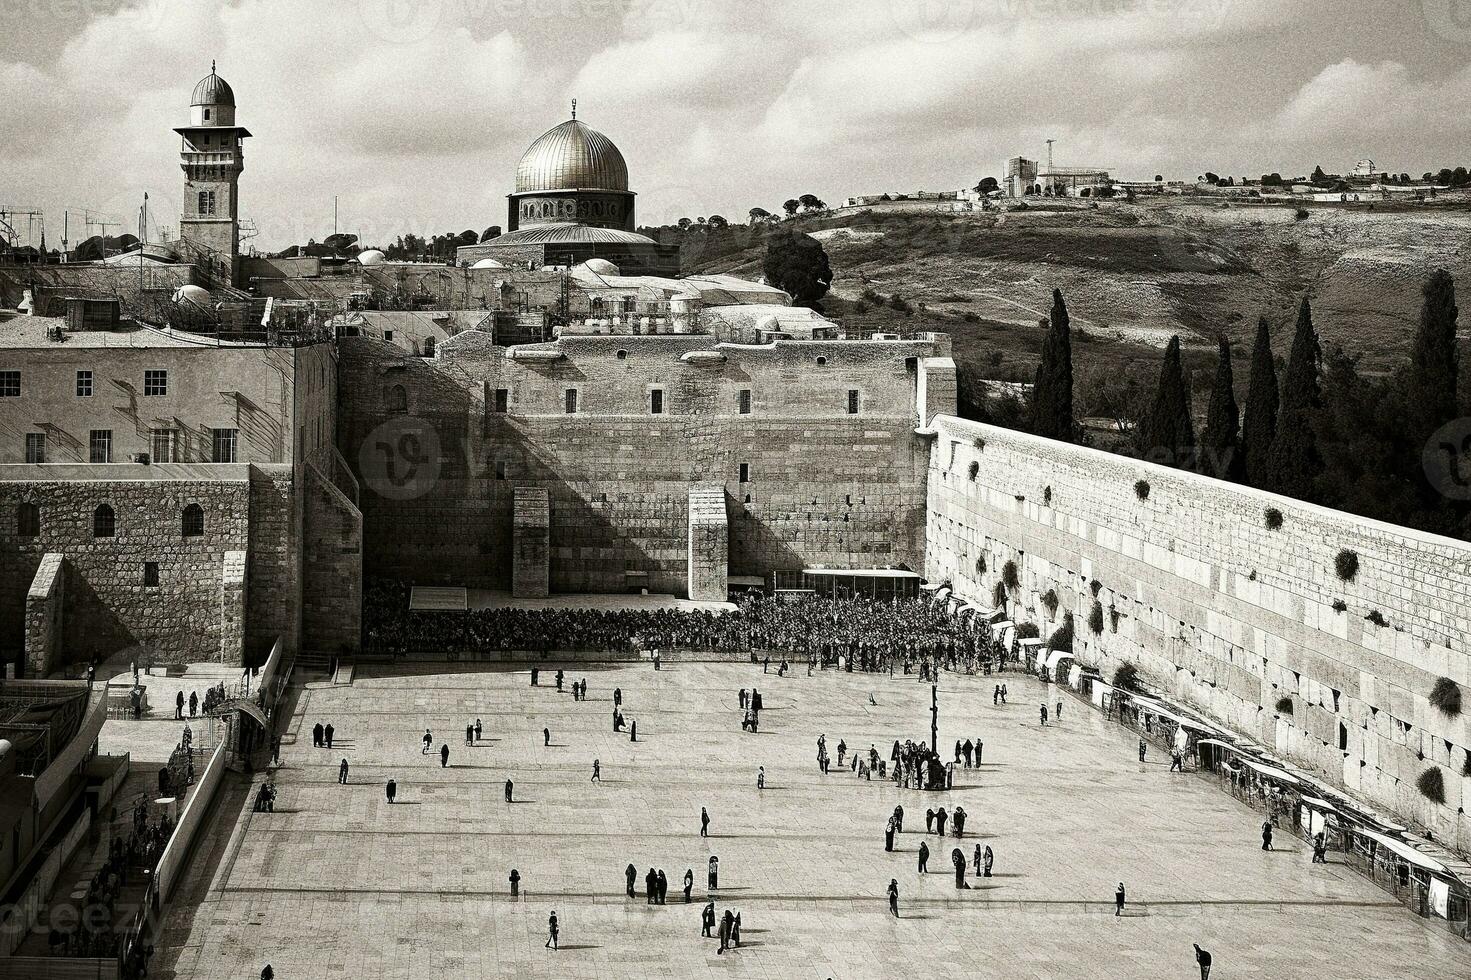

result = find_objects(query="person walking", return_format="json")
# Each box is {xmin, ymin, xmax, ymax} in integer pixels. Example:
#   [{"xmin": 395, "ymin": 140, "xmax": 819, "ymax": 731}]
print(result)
[
  {"xmin": 440, "ymin": 743, "xmax": 450, "ymax": 768},
  {"xmin": 504, "ymin": 779, "xmax": 513, "ymax": 803},
  {"xmin": 917, "ymin": 840, "xmax": 929, "ymax": 874},
  {"xmin": 700, "ymin": 807, "xmax": 710, "ymax": 838},
  {"xmin": 545, "ymin": 911, "xmax": 558, "ymax": 950},
  {"xmin": 474, "ymin": 718, "xmax": 483, "ymax": 742},
  {"xmin": 983, "ymin": 844, "xmax": 993, "ymax": 878},
  {"xmin": 385, "ymin": 778, "xmax": 396, "ymax": 804},
  {"xmin": 509, "ymin": 868, "xmax": 520, "ymax": 897},
  {"xmin": 591, "ymin": 759, "xmax": 601, "ymax": 783},
  {"xmin": 176, "ymin": 690, "xmax": 184, "ymax": 720},
  {"xmin": 683, "ymin": 868, "xmax": 693, "ymax": 902},
  {"xmin": 325, "ymin": 723, "xmax": 334, "ymax": 749},
  {"xmin": 1312, "ymin": 831, "xmax": 1327, "ymax": 863},
  {"xmin": 888, "ymin": 878, "xmax": 899, "ymax": 917},
  {"xmin": 530, "ymin": 668, "xmax": 539, "ymax": 686},
  {"xmin": 338, "ymin": 758, "xmax": 349, "ymax": 784},
  {"xmin": 543, "ymin": 727, "xmax": 550, "ymax": 747},
  {"xmin": 1193, "ymin": 943, "xmax": 1212, "ymax": 979},
  {"xmin": 422, "ymin": 729, "xmax": 432, "ymax": 754},
  {"xmin": 757, "ymin": 766, "xmax": 765, "ymax": 790},
  {"xmin": 1115, "ymin": 882, "xmax": 1126, "ymax": 916},
  {"xmin": 952, "ymin": 848, "xmax": 970, "ymax": 889},
  {"xmin": 885, "ymin": 815, "xmax": 896, "ymax": 852},
  {"xmin": 708, "ymin": 855, "xmax": 719, "ymax": 890},
  {"xmin": 1138, "ymin": 737, "xmax": 1147, "ymax": 763},
  {"xmin": 626, "ymin": 863, "xmax": 637, "ymax": 899},
  {"xmin": 1261, "ymin": 820, "xmax": 1274, "ymax": 851},
  {"xmin": 1040, "ymin": 704, "xmax": 1048, "ymax": 726},
  {"xmin": 701, "ymin": 902, "xmax": 715, "ymax": 937},
  {"xmin": 313, "ymin": 722, "xmax": 324, "ymax": 748}
]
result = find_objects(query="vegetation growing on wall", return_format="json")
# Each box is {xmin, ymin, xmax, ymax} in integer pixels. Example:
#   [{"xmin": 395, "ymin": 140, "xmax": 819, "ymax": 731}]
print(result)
[
  {"xmin": 1048, "ymin": 612, "xmax": 1075, "ymax": 652},
  {"xmin": 1134, "ymin": 479, "xmax": 1150, "ymax": 500},
  {"xmin": 1112, "ymin": 662, "xmax": 1138, "ymax": 691},
  {"xmin": 1089, "ymin": 600, "xmax": 1105, "ymax": 635},
  {"xmin": 1042, "ymin": 588, "xmax": 1059, "ymax": 614},
  {"xmin": 1016, "ymin": 623, "xmax": 1039, "ymax": 640},
  {"xmin": 1335, "ymin": 549, "xmax": 1360, "ymax": 582},
  {"xmin": 1264, "ymin": 507, "xmax": 1283, "ymax": 530},
  {"xmin": 1003, "ymin": 560, "xmax": 1019, "ymax": 589},
  {"xmin": 1417, "ymin": 766, "xmax": 1446, "ymax": 804},
  {"xmin": 1430, "ymin": 677, "xmax": 1463, "ymax": 718},
  {"xmin": 1276, "ymin": 696, "xmax": 1295, "ymax": 715}
]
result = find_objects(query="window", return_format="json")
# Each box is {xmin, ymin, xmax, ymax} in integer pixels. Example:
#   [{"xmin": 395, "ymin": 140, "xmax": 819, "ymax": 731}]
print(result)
[
  {"xmin": 387, "ymin": 384, "xmax": 407, "ymax": 413},
  {"xmin": 181, "ymin": 503, "xmax": 205, "ymax": 537},
  {"xmin": 493, "ymin": 388, "xmax": 508, "ymax": 413},
  {"xmin": 494, "ymin": 460, "xmax": 507, "ymax": 480},
  {"xmin": 0, "ymin": 371, "xmax": 18, "ymax": 397},
  {"xmin": 211, "ymin": 428, "xmax": 238, "ymax": 463},
  {"xmin": 76, "ymin": 370, "xmax": 93, "ymax": 397},
  {"xmin": 143, "ymin": 370, "xmax": 168, "ymax": 396},
  {"xmin": 738, "ymin": 389, "xmax": 751, "ymax": 415},
  {"xmin": 815, "ymin": 356, "xmax": 827, "ymax": 366},
  {"xmin": 564, "ymin": 389, "xmax": 578, "ymax": 414},
  {"xmin": 25, "ymin": 433, "xmax": 45, "ymax": 464},
  {"xmin": 151, "ymin": 428, "xmax": 176, "ymax": 463},
  {"xmin": 383, "ymin": 329, "xmax": 394, "ymax": 342},
  {"xmin": 93, "ymin": 504, "xmax": 116, "ymax": 538},
  {"xmin": 650, "ymin": 389, "xmax": 664, "ymax": 415},
  {"xmin": 616, "ymin": 349, "xmax": 628, "ymax": 360},
  {"xmin": 847, "ymin": 389, "xmax": 860, "ymax": 415},
  {"xmin": 89, "ymin": 429, "xmax": 112, "ymax": 463},
  {"xmin": 197, "ymin": 190, "xmax": 216, "ymax": 216},
  {"xmin": 143, "ymin": 562, "xmax": 159, "ymax": 587},
  {"xmin": 17, "ymin": 502, "xmax": 39, "ymax": 537},
  {"xmin": 203, "ymin": 107, "xmax": 211, "ymax": 121},
  {"xmin": 738, "ymin": 462, "xmax": 750, "ymax": 483},
  {"xmin": 422, "ymin": 337, "xmax": 436, "ymax": 357}
]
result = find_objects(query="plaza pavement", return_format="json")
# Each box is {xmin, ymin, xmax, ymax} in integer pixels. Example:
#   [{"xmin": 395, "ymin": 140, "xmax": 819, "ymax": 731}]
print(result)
[{"xmin": 151, "ymin": 661, "xmax": 1471, "ymax": 979}]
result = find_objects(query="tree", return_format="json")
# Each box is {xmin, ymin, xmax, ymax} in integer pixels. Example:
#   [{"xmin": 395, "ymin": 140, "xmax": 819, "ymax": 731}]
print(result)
[
  {"xmin": 1241, "ymin": 317, "xmax": 1279, "ymax": 488},
  {"xmin": 798, "ymin": 194, "xmax": 826, "ymax": 212},
  {"xmin": 762, "ymin": 227, "xmax": 832, "ymax": 308},
  {"xmin": 1265, "ymin": 297, "xmax": 1323, "ymax": 499},
  {"xmin": 748, "ymin": 207, "xmax": 772, "ymax": 224},
  {"xmin": 782, "ymin": 199, "xmax": 800, "ymax": 217},
  {"xmin": 975, "ymin": 177, "xmax": 999, "ymax": 195},
  {"xmin": 677, "ymin": 217, "xmax": 692, "ymax": 230},
  {"xmin": 1029, "ymin": 289, "xmax": 1074, "ymax": 442},
  {"xmin": 1312, "ymin": 165, "xmax": 1329, "ymax": 185},
  {"xmin": 1408, "ymin": 269, "xmax": 1459, "ymax": 448},
  {"xmin": 1203, "ymin": 172, "xmax": 1220, "ymax": 185},
  {"xmin": 1075, "ymin": 362, "xmax": 1150, "ymax": 433},
  {"xmin": 1154, "ymin": 174, "xmax": 1164, "ymax": 183},
  {"xmin": 707, "ymin": 214, "xmax": 729, "ymax": 230},
  {"xmin": 1138, "ymin": 335, "xmax": 1195, "ymax": 467},
  {"xmin": 479, "ymin": 226, "xmax": 502, "ymax": 242},
  {"xmin": 1200, "ymin": 337, "xmax": 1242, "ymax": 479}
]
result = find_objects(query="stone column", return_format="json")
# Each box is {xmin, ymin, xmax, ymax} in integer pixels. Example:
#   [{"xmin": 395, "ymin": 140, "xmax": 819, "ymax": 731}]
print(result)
[
  {"xmin": 25, "ymin": 553, "xmax": 65, "ymax": 677},
  {"xmin": 220, "ymin": 551, "xmax": 247, "ymax": 665}
]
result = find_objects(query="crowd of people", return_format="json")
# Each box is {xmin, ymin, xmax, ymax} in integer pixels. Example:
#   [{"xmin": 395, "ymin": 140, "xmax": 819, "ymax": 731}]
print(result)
[{"xmin": 362, "ymin": 581, "xmax": 1009, "ymax": 674}]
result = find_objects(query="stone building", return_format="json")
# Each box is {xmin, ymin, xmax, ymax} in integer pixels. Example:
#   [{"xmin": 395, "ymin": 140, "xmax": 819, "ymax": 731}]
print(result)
[{"xmin": 175, "ymin": 64, "xmax": 251, "ymax": 285}]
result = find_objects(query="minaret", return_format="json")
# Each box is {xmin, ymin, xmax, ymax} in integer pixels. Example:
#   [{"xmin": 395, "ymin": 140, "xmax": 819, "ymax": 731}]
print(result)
[{"xmin": 174, "ymin": 62, "xmax": 251, "ymax": 283}]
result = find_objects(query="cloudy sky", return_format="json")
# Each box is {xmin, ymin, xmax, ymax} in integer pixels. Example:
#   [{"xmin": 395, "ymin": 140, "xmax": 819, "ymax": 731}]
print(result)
[{"xmin": 3, "ymin": 0, "xmax": 1471, "ymax": 251}]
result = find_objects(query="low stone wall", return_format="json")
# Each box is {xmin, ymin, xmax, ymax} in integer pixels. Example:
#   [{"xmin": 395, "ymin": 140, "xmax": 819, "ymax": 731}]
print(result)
[
  {"xmin": 924, "ymin": 417, "xmax": 1471, "ymax": 846},
  {"xmin": 155, "ymin": 738, "xmax": 228, "ymax": 905},
  {"xmin": 24, "ymin": 553, "xmax": 64, "ymax": 676}
]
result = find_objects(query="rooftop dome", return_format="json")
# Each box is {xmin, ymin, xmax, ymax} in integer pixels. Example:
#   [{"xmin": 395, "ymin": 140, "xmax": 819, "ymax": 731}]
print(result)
[
  {"xmin": 471, "ymin": 257, "xmax": 507, "ymax": 270},
  {"xmin": 515, "ymin": 118, "xmax": 629, "ymax": 194},
  {"xmin": 578, "ymin": 258, "xmax": 619, "ymax": 276},
  {"xmin": 357, "ymin": 249, "xmax": 386, "ymax": 267},
  {"xmin": 191, "ymin": 64, "xmax": 235, "ymax": 107}
]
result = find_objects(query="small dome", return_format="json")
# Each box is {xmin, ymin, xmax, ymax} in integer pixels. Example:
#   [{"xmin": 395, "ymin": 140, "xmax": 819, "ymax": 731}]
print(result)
[
  {"xmin": 357, "ymin": 249, "xmax": 386, "ymax": 266},
  {"xmin": 172, "ymin": 284, "xmax": 212, "ymax": 308},
  {"xmin": 191, "ymin": 67, "xmax": 236, "ymax": 107},
  {"xmin": 0, "ymin": 738, "xmax": 11, "ymax": 758},
  {"xmin": 471, "ymin": 257, "xmax": 506, "ymax": 270},
  {"xmin": 515, "ymin": 118, "xmax": 628, "ymax": 193},
  {"xmin": 579, "ymin": 258, "xmax": 619, "ymax": 276}
]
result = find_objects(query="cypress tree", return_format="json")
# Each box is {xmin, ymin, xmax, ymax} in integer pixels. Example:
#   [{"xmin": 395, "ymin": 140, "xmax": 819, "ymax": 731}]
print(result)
[
  {"xmin": 1200, "ymin": 336, "xmax": 1241, "ymax": 479},
  {"xmin": 1266, "ymin": 296, "xmax": 1323, "ymax": 499},
  {"xmin": 1029, "ymin": 289, "xmax": 1074, "ymax": 442},
  {"xmin": 1139, "ymin": 335, "xmax": 1195, "ymax": 467},
  {"xmin": 1408, "ymin": 269, "xmax": 1459, "ymax": 444},
  {"xmin": 1241, "ymin": 317, "xmax": 1279, "ymax": 488}
]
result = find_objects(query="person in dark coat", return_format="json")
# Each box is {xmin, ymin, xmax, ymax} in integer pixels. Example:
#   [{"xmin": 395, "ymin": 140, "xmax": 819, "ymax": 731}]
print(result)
[
  {"xmin": 1194, "ymin": 943, "xmax": 1212, "ymax": 979},
  {"xmin": 963, "ymin": 738, "xmax": 974, "ymax": 768},
  {"xmin": 657, "ymin": 869, "xmax": 668, "ymax": 904},
  {"xmin": 313, "ymin": 722, "xmax": 324, "ymax": 747},
  {"xmin": 1261, "ymin": 821, "xmax": 1273, "ymax": 851},
  {"xmin": 952, "ymin": 806, "xmax": 966, "ymax": 837},
  {"xmin": 683, "ymin": 868, "xmax": 693, "ymax": 902},
  {"xmin": 701, "ymin": 807, "xmax": 710, "ymax": 837},
  {"xmin": 894, "ymin": 804, "xmax": 904, "ymax": 832},
  {"xmin": 935, "ymin": 807, "xmax": 948, "ymax": 837},
  {"xmin": 626, "ymin": 863, "xmax": 637, "ymax": 898},
  {"xmin": 1312, "ymin": 831, "xmax": 1327, "ymax": 863},
  {"xmin": 338, "ymin": 758, "xmax": 349, "ymax": 784},
  {"xmin": 885, "ymin": 816, "xmax": 895, "ymax": 852},
  {"xmin": 509, "ymin": 868, "xmax": 520, "ymax": 897},
  {"xmin": 701, "ymin": 902, "xmax": 715, "ymax": 937},
  {"xmin": 925, "ymin": 808, "xmax": 935, "ymax": 833},
  {"xmin": 718, "ymin": 909, "xmax": 734, "ymax": 953},
  {"xmin": 440, "ymin": 743, "xmax": 449, "ymax": 767},
  {"xmin": 1115, "ymin": 882, "xmax": 1126, "ymax": 915},
  {"xmin": 504, "ymin": 779, "xmax": 513, "ymax": 802},
  {"xmin": 983, "ymin": 845, "xmax": 993, "ymax": 877},
  {"xmin": 952, "ymin": 848, "xmax": 970, "ymax": 888},
  {"xmin": 385, "ymin": 778, "xmax": 396, "ymax": 803},
  {"xmin": 324, "ymin": 723, "xmax": 334, "ymax": 748},
  {"xmin": 917, "ymin": 840, "xmax": 929, "ymax": 873},
  {"xmin": 888, "ymin": 878, "xmax": 899, "ymax": 916},
  {"xmin": 645, "ymin": 868, "xmax": 657, "ymax": 904}
]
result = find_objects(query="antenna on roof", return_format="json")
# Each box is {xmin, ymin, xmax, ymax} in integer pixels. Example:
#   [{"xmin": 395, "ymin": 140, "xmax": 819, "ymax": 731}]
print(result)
[
  {"xmin": 571, "ymin": 98, "xmax": 577, "ymax": 120},
  {"xmin": 212, "ymin": 59, "xmax": 216, "ymax": 74}
]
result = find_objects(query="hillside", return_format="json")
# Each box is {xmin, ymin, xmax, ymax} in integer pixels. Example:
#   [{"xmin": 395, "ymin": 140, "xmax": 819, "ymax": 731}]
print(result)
[{"xmin": 682, "ymin": 200, "xmax": 1471, "ymax": 414}]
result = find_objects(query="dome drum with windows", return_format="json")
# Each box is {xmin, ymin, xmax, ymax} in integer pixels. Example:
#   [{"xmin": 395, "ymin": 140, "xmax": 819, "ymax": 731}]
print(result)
[{"xmin": 506, "ymin": 106, "xmax": 638, "ymax": 235}]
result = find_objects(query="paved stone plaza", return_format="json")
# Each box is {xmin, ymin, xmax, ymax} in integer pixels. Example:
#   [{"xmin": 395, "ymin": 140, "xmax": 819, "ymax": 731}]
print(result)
[{"xmin": 154, "ymin": 662, "xmax": 1471, "ymax": 979}]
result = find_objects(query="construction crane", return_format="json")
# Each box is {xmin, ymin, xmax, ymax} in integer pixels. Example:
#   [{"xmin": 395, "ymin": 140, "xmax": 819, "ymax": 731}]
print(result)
[{"xmin": 0, "ymin": 205, "xmax": 45, "ymax": 251}]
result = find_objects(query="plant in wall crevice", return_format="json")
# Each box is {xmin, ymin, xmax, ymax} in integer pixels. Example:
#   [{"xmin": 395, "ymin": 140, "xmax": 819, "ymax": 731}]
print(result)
[
  {"xmin": 1002, "ymin": 560, "xmax": 1019, "ymax": 590},
  {"xmin": 1417, "ymin": 766, "xmax": 1446, "ymax": 805},
  {"xmin": 1043, "ymin": 485, "xmax": 1053, "ymax": 506},
  {"xmin": 1264, "ymin": 507, "xmax": 1283, "ymax": 530},
  {"xmin": 1048, "ymin": 612, "xmax": 1074, "ymax": 653},
  {"xmin": 1109, "ymin": 606, "xmax": 1120, "ymax": 632},
  {"xmin": 1015, "ymin": 623, "xmax": 1040, "ymax": 640},
  {"xmin": 1088, "ymin": 600, "xmax": 1105, "ymax": 635},
  {"xmin": 1335, "ymin": 549, "xmax": 1360, "ymax": 582},
  {"xmin": 1430, "ymin": 677, "xmax": 1462, "ymax": 718},
  {"xmin": 992, "ymin": 581, "xmax": 1007, "ymax": 608},
  {"xmin": 1112, "ymin": 662, "xmax": 1138, "ymax": 691},
  {"xmin": 1134, "ymin": 479, "xmax": 1151, "ymax": 501},
  {"xmin": 1331, "ymin": 599, "xmax": 1347, "ymax": 613},
  {"xmin": 1090, "ymin": 579, "xmax": 1102, "ymax": 597},
  {"xmin": 1042, "ymin": 589, "xmax": 1059, "ymax": 614},
  {"xmin": 1275, "ymin": 696, "xmax": 1294, "ymax": 715},
  {"xmin": 1365, "ymin": 610, "xmax": 1388, "ymax": 628}
]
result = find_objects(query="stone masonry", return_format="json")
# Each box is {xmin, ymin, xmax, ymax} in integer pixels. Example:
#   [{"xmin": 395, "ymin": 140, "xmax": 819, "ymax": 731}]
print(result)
[
  {"xmin": 512, "ymin": 487, "xmax": 550, "ymax": 598},
  {"xmin": 24, "ymin": 553, "xmax": 64, "ymax": 677},
  {"xmin": 923, "ymin": 416, "xmax": 1471, "ymax": 844},
  {"xmin": 687, "ymin": 484, "xmax": 728, "ymax": 601}
]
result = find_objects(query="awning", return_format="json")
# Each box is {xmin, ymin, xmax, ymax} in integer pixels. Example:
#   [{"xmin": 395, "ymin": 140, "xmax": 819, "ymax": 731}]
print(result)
[
  {"xmin": 1356, "ymin": 829, "xmax": 1452, "ymax": 876},
  {"xmin": 1238, "ymin": 758, "xmax": 1300, "ymax": 785},
  {"xmin": 1301, "ymin": 796, "xmax": 1340, "ymax": 813},
  {"xmin": 807, "ymin": 568, "xmax": 923, "ymax": 579},
  {"xmin": 1043, "ymin": 650, "xmax": 1073, "ymax": 673}
]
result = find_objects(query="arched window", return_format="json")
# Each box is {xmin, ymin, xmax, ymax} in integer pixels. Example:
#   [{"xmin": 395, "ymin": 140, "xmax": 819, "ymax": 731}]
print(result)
[
  {"xmin": 182, "ymin": 503, "xmax": 205, "ymax": 537},
  {"xmin": 17, "ymin": 501, "xmax": 39, "ymax": 537},
  {"xmin": 93, "ymin": 504, "xmax": 116, "ymax": 538},
  {"xmin": 422, "ymin": 337, "xmax": 436, "ymax": 357},
  {"xmin": 387, "ymin": 384, "xmax": 407, "ymax": 413}
]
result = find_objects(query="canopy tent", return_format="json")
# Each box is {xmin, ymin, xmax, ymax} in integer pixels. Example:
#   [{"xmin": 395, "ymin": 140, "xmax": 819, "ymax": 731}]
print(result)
[
  {"xmin": 1356, "ymin": 828, "xmax": 1453, "ymax": 877},
  {"xmin": 1043, "ymin": 649, "xmax": 1073, "ymax": 674},
  {"xmin": 1238, "ymin": 758, "xmax": 1301, "ymax": 786}
]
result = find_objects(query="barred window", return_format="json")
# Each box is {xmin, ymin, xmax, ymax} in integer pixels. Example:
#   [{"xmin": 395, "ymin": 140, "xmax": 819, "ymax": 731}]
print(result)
[
  {"xmin": 211, "ymin": 428, "xmax": 238, "ymax": 463},
  {"xmin": 76, "ymin": 370, "xmax": 93, "ymax": 397},
  {"xmin": 0, "ymin": 371, "xmax": 18, "ymax": 397},
  {"xmin": 89, "ymin": 430, "xmax": 112, "ymax": 463},
  {"xmin": 144, "ymin": 370, "xmax": 168, "ymax": 396}
]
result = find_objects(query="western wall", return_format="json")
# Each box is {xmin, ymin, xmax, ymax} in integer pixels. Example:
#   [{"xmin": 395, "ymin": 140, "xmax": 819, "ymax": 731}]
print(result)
[{"xmin": 923, "ymin": 415, "xmax": 1471, "ymax": 842}]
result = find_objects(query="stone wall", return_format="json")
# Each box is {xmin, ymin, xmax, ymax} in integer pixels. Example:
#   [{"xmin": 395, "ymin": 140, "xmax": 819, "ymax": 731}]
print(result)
[
  {"xmin": 220, "ymin": 551, "xmax": 246, "ymax": 665},
  {"xmin": 512, "ymin": 487, "xmax": 550, "ymax": 598},
  {"xmin": 924, "ymin": 417, "xmax": 1471, "ymax": 843},
  {"xmin": 302, "ymin": 463, "xmax": 362, "ymax": 657},
  {"xmin": 245, "ymin": 465, "xmax": 300, "ymax": 659},
  {"xmin": 0, "ymin": 466, "xmax": 252, "ymax": 667},
  {"xmin": 24, "ymin": 553, "xmax": 64, "ymax": 676},
  {"xmin": 687, "ymin": 484, "xmax": 728, "ymax": 602},
  {"xmin": 338, "ymin": 332, "xmax": 942, "ymax": 595}
]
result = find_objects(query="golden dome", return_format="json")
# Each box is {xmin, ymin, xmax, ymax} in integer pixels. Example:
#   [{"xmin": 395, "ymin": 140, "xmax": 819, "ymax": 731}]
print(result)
[{"xmin": 514, "ymin": 118, "xmax": 629, "ymax": 194}]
